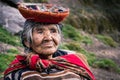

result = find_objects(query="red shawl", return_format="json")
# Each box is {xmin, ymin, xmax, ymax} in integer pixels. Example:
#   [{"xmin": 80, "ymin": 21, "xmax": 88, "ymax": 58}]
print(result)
[{"xmin": 4, "ymin": 54, "xmax": 95, "ymax": 80}]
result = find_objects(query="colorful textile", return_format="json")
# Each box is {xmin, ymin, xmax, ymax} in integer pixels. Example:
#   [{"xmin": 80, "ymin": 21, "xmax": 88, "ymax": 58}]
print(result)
[{"xmin": 4, "ymin": 53, "xmax": 95, "ymax": 80}]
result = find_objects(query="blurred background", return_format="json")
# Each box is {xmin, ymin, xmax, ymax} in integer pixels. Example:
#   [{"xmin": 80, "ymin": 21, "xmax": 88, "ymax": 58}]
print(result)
[{"xmin": 0, "ymin": 0, "xmax": 120, "ymax": 80}]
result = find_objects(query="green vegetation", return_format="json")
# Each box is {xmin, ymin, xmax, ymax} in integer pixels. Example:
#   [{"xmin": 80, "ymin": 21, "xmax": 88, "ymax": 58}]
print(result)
[
  {"xmin": 0, "ymin": 26, "xmax": 21, "ymax": 46},
  {"xmin": 81, "ymin": 36, "xmax": 93, "ymax": 45},
  {"xmin": 7, "ymin": 48, "xmax": 19, "ymax": 54},
  {"xmin": 62, "ymin": 24, "xmax": 82, "ymax": 41},
  {"xmin": 0, "ymin": 53, "xmax": 15, "ymax": 71},
  {"xmin": 96, "ymin": 35, "xmax": 118, "ymax": 47},
  {"xmin": 93, "ymin": 58, "xmax": 116, "ymax": 69},
  {"xmin": 93, "ymin": 58, "xmax": 120, "ymax": 73},
  {"xmin": 62, "ymin": 24, "xmax": 93, "ymax": 45},
  {"xmin": 0, "ymin": 26, "xmax": 20, "ymax": 77},
  {"xmin": 0, "ymin": 53, "xmax": 16, "ymax": 78},
  {"xmin": 0, "ymin": 48, "xmax": 19, "ymax": 78}
]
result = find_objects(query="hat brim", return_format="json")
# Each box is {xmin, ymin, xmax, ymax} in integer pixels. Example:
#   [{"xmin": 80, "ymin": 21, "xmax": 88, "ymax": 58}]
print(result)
[{"xmin": 18, "ymin": 4, "xmax": 69, "ymax": 24}]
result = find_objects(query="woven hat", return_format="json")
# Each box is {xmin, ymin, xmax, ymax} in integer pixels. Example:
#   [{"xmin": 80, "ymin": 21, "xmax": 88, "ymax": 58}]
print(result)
[{"xmin": 18, "ymin": 3, "xmax": 69, "ymax": 24}]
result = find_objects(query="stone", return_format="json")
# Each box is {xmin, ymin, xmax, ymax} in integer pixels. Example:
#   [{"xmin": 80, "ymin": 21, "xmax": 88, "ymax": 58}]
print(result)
[{"xmin": 0, "ymin": 1, "xmax": 25, "ymax": 35}]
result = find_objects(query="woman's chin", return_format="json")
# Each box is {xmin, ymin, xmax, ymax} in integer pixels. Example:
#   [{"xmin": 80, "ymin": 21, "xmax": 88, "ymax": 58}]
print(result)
[{"xmin": 36, "ymin": 48, "xmax": 57, "ymax": 55}]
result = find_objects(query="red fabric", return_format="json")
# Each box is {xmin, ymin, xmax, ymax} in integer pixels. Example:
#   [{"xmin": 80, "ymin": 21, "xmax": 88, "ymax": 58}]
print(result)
[
  {"xmin": 41, "ymin": 59, "xmax": 51, "ymax": 68},
  {"xmin": 4, "ymin": 54, "xmax": 95, "ymax": 80},
  {"xmin": 29, "ymin": 55, "xmax": 39, "ymax": 69},
  {"xmin": 61, "ymin": 54, "xmax": 95, "ymax": 80}
]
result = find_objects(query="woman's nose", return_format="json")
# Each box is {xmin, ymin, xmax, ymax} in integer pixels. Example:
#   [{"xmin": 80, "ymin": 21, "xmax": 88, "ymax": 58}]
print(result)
[{"xmin": 44, "ymin": 31, "xmax": 52, "ymax": 40}]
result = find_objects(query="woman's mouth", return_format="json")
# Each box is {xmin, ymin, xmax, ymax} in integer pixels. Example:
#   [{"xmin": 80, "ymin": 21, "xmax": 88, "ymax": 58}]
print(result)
[{"xmin": 41, "ymin": 42, "xmax": 54, "ymax": 48}]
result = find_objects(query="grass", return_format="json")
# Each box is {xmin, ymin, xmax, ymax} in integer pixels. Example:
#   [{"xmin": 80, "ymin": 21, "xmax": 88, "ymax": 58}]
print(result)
[
  {"xmin": 0, "ymin": 53, "xmax": 16, "ymax": 78},
  {"xmin": 62, "ymin": 24, "xmax": 82, "ymax": 41},
  {"xmin": 93, "ymin": 58, "xmax": 116, "ymax": 69},
  {"xmin": 0, "ymin": 54, "xmax": 15, "ymax": 71},
  {"xmin": 0, "ymin": 26, "xmax": 22, "ymax": 46},
  {"xmin": 93, "ymin": 58, "xmax": 120, "ymax": 73},
  {"xmin": 7, "ymin": 48, "xmax": 19, "ymax": 54},
  {"xmin": 81, "ymin": 36, "xmax": 93, "ymax": 45},
  {"xmin": 0, "ymin": 48, "xmax": 19, "ymax": 78},
  {"xmin": 62, "ymin": 24, "xmax": 93, "ymax": 45},
  {"xmin": 0, "ymin": 26, "xmax": 20, "ymax": 77},
  {"xmin": 96, "ymin": 34, "xmax": 118, "ymax": 47}
]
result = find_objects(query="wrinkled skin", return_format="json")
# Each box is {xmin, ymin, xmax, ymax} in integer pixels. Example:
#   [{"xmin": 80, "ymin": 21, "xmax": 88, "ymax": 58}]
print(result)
[{"xmin": 29, "ymin": 24, "xmax": 61, "ymax": 59}]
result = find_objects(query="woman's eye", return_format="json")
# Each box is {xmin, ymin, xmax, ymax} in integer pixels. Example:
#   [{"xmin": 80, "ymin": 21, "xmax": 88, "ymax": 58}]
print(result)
[
  {"xmin": 37, "ymin": 30, "xmax": 43, "ymax": 34},
  {"xmin": 50, "ymin": 29, "xmax": 57, "ymax": 33}
]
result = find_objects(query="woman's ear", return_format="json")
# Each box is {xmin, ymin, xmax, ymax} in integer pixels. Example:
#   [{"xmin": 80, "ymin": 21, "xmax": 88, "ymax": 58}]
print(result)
[{"xmin": 24, "ymin": 41, "xmax": 30, "ymax": 48}]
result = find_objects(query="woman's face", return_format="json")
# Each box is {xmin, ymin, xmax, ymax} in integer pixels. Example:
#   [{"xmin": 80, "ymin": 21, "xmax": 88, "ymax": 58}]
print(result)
[{"xmin": 30, "ymin": 24, "xmax": 61, "ymax": 58}]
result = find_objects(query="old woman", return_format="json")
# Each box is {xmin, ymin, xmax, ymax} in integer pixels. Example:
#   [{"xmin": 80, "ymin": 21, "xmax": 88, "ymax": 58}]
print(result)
[{"xmin": 4, "ymin": 3, "xmax": 95, "ymax": 80}]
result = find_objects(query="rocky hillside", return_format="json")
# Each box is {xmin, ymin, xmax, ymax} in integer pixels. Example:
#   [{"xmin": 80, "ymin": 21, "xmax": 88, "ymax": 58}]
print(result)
[
  {"xmin": 0, "ymin": 1, "xmax": 25, "ymax": 34},
  {"xmin": 48, "ymin": 0, "xmax": 120, "ymax": 42}
]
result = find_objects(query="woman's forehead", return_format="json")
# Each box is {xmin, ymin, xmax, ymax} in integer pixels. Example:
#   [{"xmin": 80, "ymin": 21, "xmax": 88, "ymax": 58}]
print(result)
[{"xmin": 34, "ymin": 24, "xmax": 58, "ymax": 29}]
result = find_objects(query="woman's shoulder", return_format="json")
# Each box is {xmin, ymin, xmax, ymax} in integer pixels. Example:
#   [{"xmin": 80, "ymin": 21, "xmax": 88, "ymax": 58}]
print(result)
[{"xmin": 57, "ymin": 49, "xmax": 90, "ymax": 68}]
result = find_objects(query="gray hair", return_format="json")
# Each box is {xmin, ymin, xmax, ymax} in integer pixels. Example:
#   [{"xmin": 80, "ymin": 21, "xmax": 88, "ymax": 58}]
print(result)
[{"xmin": 21, "ymin": 20, "xmax": 62, "ymax": 53}]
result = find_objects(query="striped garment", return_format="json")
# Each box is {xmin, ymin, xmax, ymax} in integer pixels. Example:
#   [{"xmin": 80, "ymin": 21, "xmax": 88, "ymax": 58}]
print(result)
[
  {"xmin": 5, "ymin": 68, "xmax": 88, "ymax": 80},
  {"xmin": 4, "ymin": 50, "xmax": 95, "ymax": 80}
]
